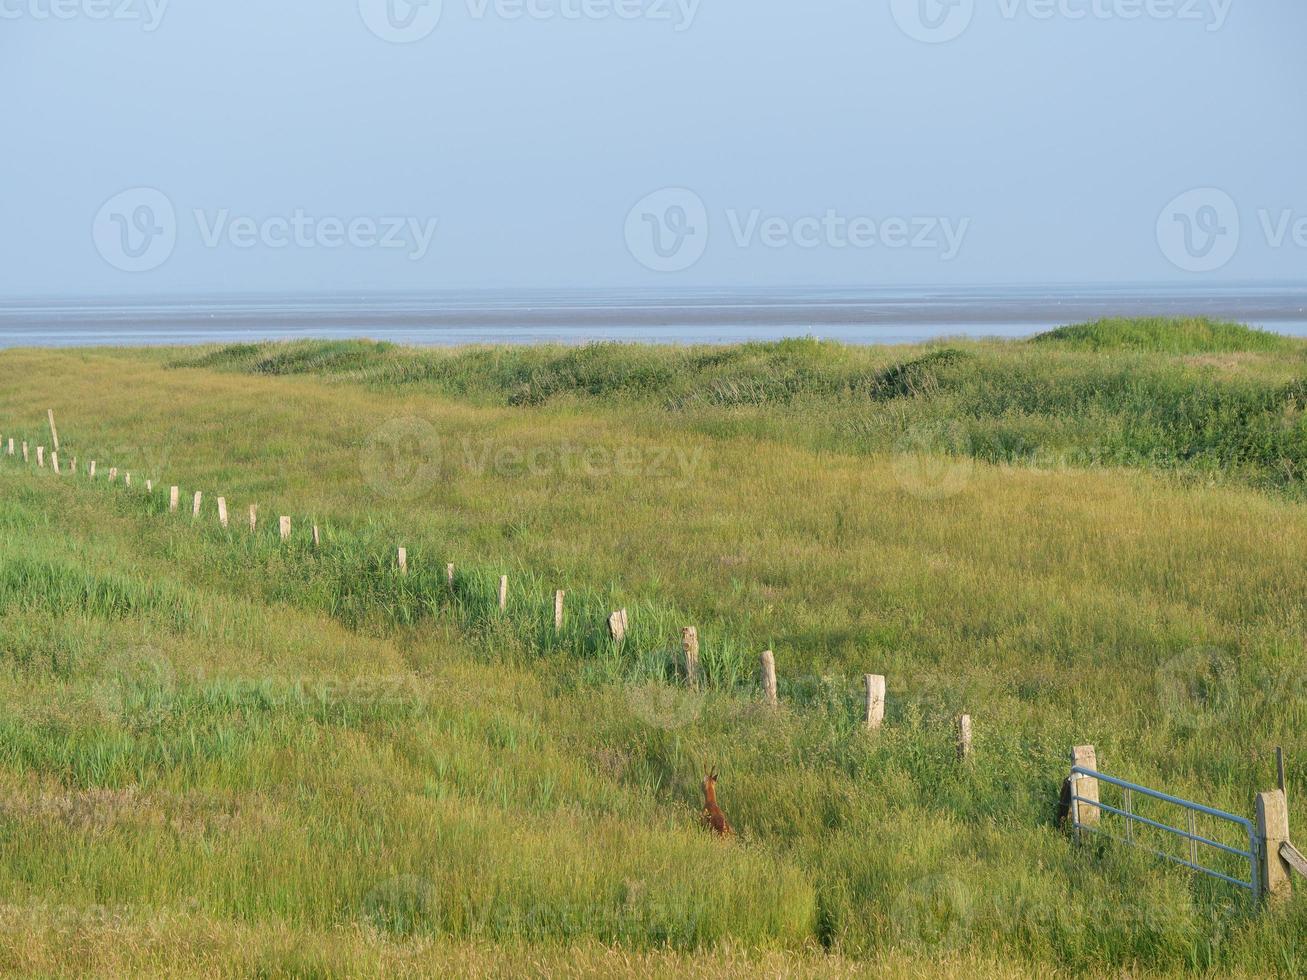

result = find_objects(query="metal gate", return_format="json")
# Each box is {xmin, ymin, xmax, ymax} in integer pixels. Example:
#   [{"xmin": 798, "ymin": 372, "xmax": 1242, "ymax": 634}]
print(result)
[{"xmin": 1070, "ymin": 765, "xmax": 1262, "ymax": 898}]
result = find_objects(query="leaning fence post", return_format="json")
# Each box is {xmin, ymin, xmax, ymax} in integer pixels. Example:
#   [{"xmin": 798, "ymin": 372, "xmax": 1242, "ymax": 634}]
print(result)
[
  {"xmin": 279, "ymin": 516, "xmax": 291, "ymax": 542},
  {"xmin": 397, "ymin": 547, "xmax": 408, "ymax": 575},
  {"xmin": 498, "ymin": 575, "xmax": 508, "ymax": 611},
  {"xmin": 217, "ymin": 497, "xmax": 229, "ymax": 529},
  {"xmin": 1071, "ymin": 745, "xmax": 1100, "ymax": 830},
  {"xmin": 682, "ymin": 627, "xmax": 700, "ymax": 686},
  {"xmin": 1256, "ymin": 789, "xmax": 1292, "ymax": 904},
  {"xmin": 47, "ymin": 409, "xmax": 59, "ymax": 453},
  {"xmin": 760, "ymin": 649, "xmax": 778, "ymax": 706},
  {"xmin": 957, "ymin": 714, "xmax": 973, "ymax": 760},
  {"xmin": 554, "ymin": 590, "xmax": 565, "ymax": 632},
  {"xmin": 169, "ymin": 486, "xmax": 179, "ymax": 512},
  {"xmin": 865, "ymin": 674, "xmax": 886, "ymax": 730},
  {"xmin": 50, "ymin": 452, "xmax": 59, "ymax": 474}
]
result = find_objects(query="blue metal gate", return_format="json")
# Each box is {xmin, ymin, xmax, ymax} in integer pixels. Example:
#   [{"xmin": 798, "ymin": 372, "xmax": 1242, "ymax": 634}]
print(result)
[{"xmin": 1070, "ymin": 765, "xmax": 1261, "ymax": 898}]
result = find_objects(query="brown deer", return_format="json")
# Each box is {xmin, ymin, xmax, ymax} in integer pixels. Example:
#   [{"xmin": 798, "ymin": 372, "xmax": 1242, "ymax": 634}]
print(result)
[{"xmin": 701, "ymin": 769, "xmax": 733, "ymax": 837}]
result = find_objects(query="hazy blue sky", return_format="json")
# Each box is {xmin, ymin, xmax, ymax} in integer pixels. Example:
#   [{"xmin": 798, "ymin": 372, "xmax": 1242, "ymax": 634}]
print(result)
[{"xmin": 2, "ymin": 1, "xmax": 1304, "ymax": 296}]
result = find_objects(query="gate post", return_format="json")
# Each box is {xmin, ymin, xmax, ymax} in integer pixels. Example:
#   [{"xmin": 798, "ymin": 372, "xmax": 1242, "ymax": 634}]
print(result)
[
  {"xmin": 1071, "ymin": 745, "xmax": 1100, "ymax": 829},
  {"xmin": 1256, "ymin": 789, "xmax": 1291, "ymax": 904}
]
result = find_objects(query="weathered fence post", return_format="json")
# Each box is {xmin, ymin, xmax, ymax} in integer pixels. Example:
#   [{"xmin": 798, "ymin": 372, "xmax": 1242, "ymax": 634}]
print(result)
[
  {"xmin": 554, "ymin": 590, "xmax": 565, "ymax": 631},
  {"xmin": 70, "ymin": 457, "xmax": 77, "ymax": 475},
  {"xmin": 36, "ymin": 446, "xmax": 44, "ymax": 468},
  {"xmin": 608, "ymin": 608, "xmax": 628, "ymax": 644},
  {"xmin": 217, "ymin": 497, "xmax": 228, "ymax": 529},
  {"xmin": 397, "ymin": 547, "xmax": 408, "ymax": 575},
  {"xmin": 957, "ymin": 714, "xmax": 973, "ymax": 760},
  {"xmin": 89, "ymin": 460, "xmax": 96, "ymax": 478},
  {"xmin": 192, "ymin": 491, "xmax": 202, "ymax": 518},
  {"xmin": 1071, "ymin": 745, "xmax": 1100, "ymax": 830},
  {"xmin": 865, "ymin": 674, "xmax": 886, "ymax": 730},
  {"xmin": 446, "ymin": 563, "xmax": 455, "ymax": 587},
  {"xmin": 109, "ymin": 467, "xmax": 117, "ymax": 483},
  {"xmin": 146, "ymin": 479, "xmax": 152, "ymax": 493},
  {"xmin": 21, "ymin": 442, "xmax": 28, "ymax": 462},
  {"xmin": 279, "ymin": 516, "xmax": 291, "ymax": 542},
  {"xmin": 249, "ymin": 504, "xmax": 257, "ymax": 532},
  {"xmin": 760, "ymin": 649, "xmax": 778, "ymax": 706},
  {"xmin": 6, "ymin": 438, "xmax": 12, "ymax": 455},
  {"xmin": 1256, "ymin": 789, "xmax": 1292, "ymax": 904},
  {"xmin": 312, "ymin": 525, "xmax": 321, "ymax": 548},
  {"xmin": 124, "ymin": 472, "xmax": 131, "ymax": 487},
  {"xmin": 682, "ymin": 627, "xmax": 700, "ymax": 686},
  {"xmin": 50, "ymin": 452, "xmax": 59, "ymax": 474},
  {"xmin": 169, "ymin": 486, "xmax": 179, "ymax": 512},
  {"xmin": 498, "ymin": 575, "xmax": 508, "ymax": 611},
  {"xmin": 47, "ymin": 409, "xmax": 59, "ymax": 453}
]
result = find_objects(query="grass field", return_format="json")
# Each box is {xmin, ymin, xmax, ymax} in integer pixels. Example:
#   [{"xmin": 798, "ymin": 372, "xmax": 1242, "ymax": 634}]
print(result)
[{"xmin": 0, "ymin": 319, "xmax": 1303, "ymax": 976}]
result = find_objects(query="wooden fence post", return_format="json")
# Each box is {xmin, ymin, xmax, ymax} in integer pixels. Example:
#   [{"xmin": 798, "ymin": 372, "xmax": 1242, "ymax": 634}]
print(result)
[
  {"xmin": 682, "ymin": 627, "xmax": 700, "ymax": 686},
  {"xmin": 217, "ymin": 497, "xmax": 228, "ymax": 529},
  {"xmin": 498, "ymin": 575, "xmax": 508, "ymax": 611},
  {"xmin": 50, "ymin": 452, "xmax": 59, "ymax": 474},
  {"xmin": 957, "ymin": 714, "xmax": 973, "ymax": 760},
  {"xmin": 108, "ymin": 467, "xmax": 117, "ymax": 483},
  {"xmin": 554, "ymin": 590, "xmax": 565, "ymax": 631},
  {"xmin": 279, "ymin": 516, "xmax": 291, "ymax": 542},
  {"xmin": 70, "ymin": 457, "xmax": 77, "ymax": 476},
  {"xmin": 312, "ymin": 525, "xmax": 321, "ymax": 547},
  {"xmin": 446, "ymin": 563, "xmax": 455, "ymax": 587},
  {"xmin": 47, "ymin": 409, "xmax": 59, "ymax": 453},
  {"xmin": 124, "ymin": 472, "xmax": 131, "ymax": 487},
  {"xmin": 865, "ymin": 674, "xmax": 886, "ymax": 730},
  {"xmin": 249, "ymin": 504, "xmax": 257, "ymax": 532},
  {"xmin": 608, "ymin": 608, "xmax": 628, "ymax": 644},
  {"xmin": 397, "ymin": 547, "xmax": 408, "ymax": 575},
  {"xmin": 1071, "ymin": 745, "xmax": 1100, "ymax": 829},
  {"xmin": 36, "ymin": 446, "xmax": 43, "ymax": 468},
  {"xmin": 1256, "ymin": 789, "xmax": 1292, "ymax": 904},
  {"xmin": 6, "ymin": 438, "xmax": 12, "ymax": 455},
  {"xmin": 89, "ymin": 460, "xmax": 95, "ymax": 478},
  {"xmin": 21, "ymin": 442, "xmax": 28, "ymax": 462},
  {"xmin": 146, "ymin": 479, "xmax": 152, "ymax": 493},
  {"xmin": 760, "ymin": 650, "xmax": 778, "ymax": 706},
  {"xmin": 169, "ymin": 486, "xmax": 179, "ymax": 512},
  {"xmin": 192, "ymin": 491, "xmax": 202, "ymax": 518}
]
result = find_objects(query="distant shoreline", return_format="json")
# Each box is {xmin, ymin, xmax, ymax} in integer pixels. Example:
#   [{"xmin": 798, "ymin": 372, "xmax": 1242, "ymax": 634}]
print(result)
[{"xmin": 3, "ymin": 284, "xmax": 1307, "ymax": 347}]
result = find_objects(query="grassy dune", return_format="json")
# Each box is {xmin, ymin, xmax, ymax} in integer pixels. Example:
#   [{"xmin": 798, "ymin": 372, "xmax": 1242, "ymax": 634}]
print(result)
[{"xmin": 0, "ymin": 320, "xmax": 1304, "ymax": 976}]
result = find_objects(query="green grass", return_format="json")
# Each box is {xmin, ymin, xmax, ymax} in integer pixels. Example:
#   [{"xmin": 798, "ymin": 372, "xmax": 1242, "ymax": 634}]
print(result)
[{"xmin": 0, "ymin": 320, "xmax": 1304, "ymax": 976}]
